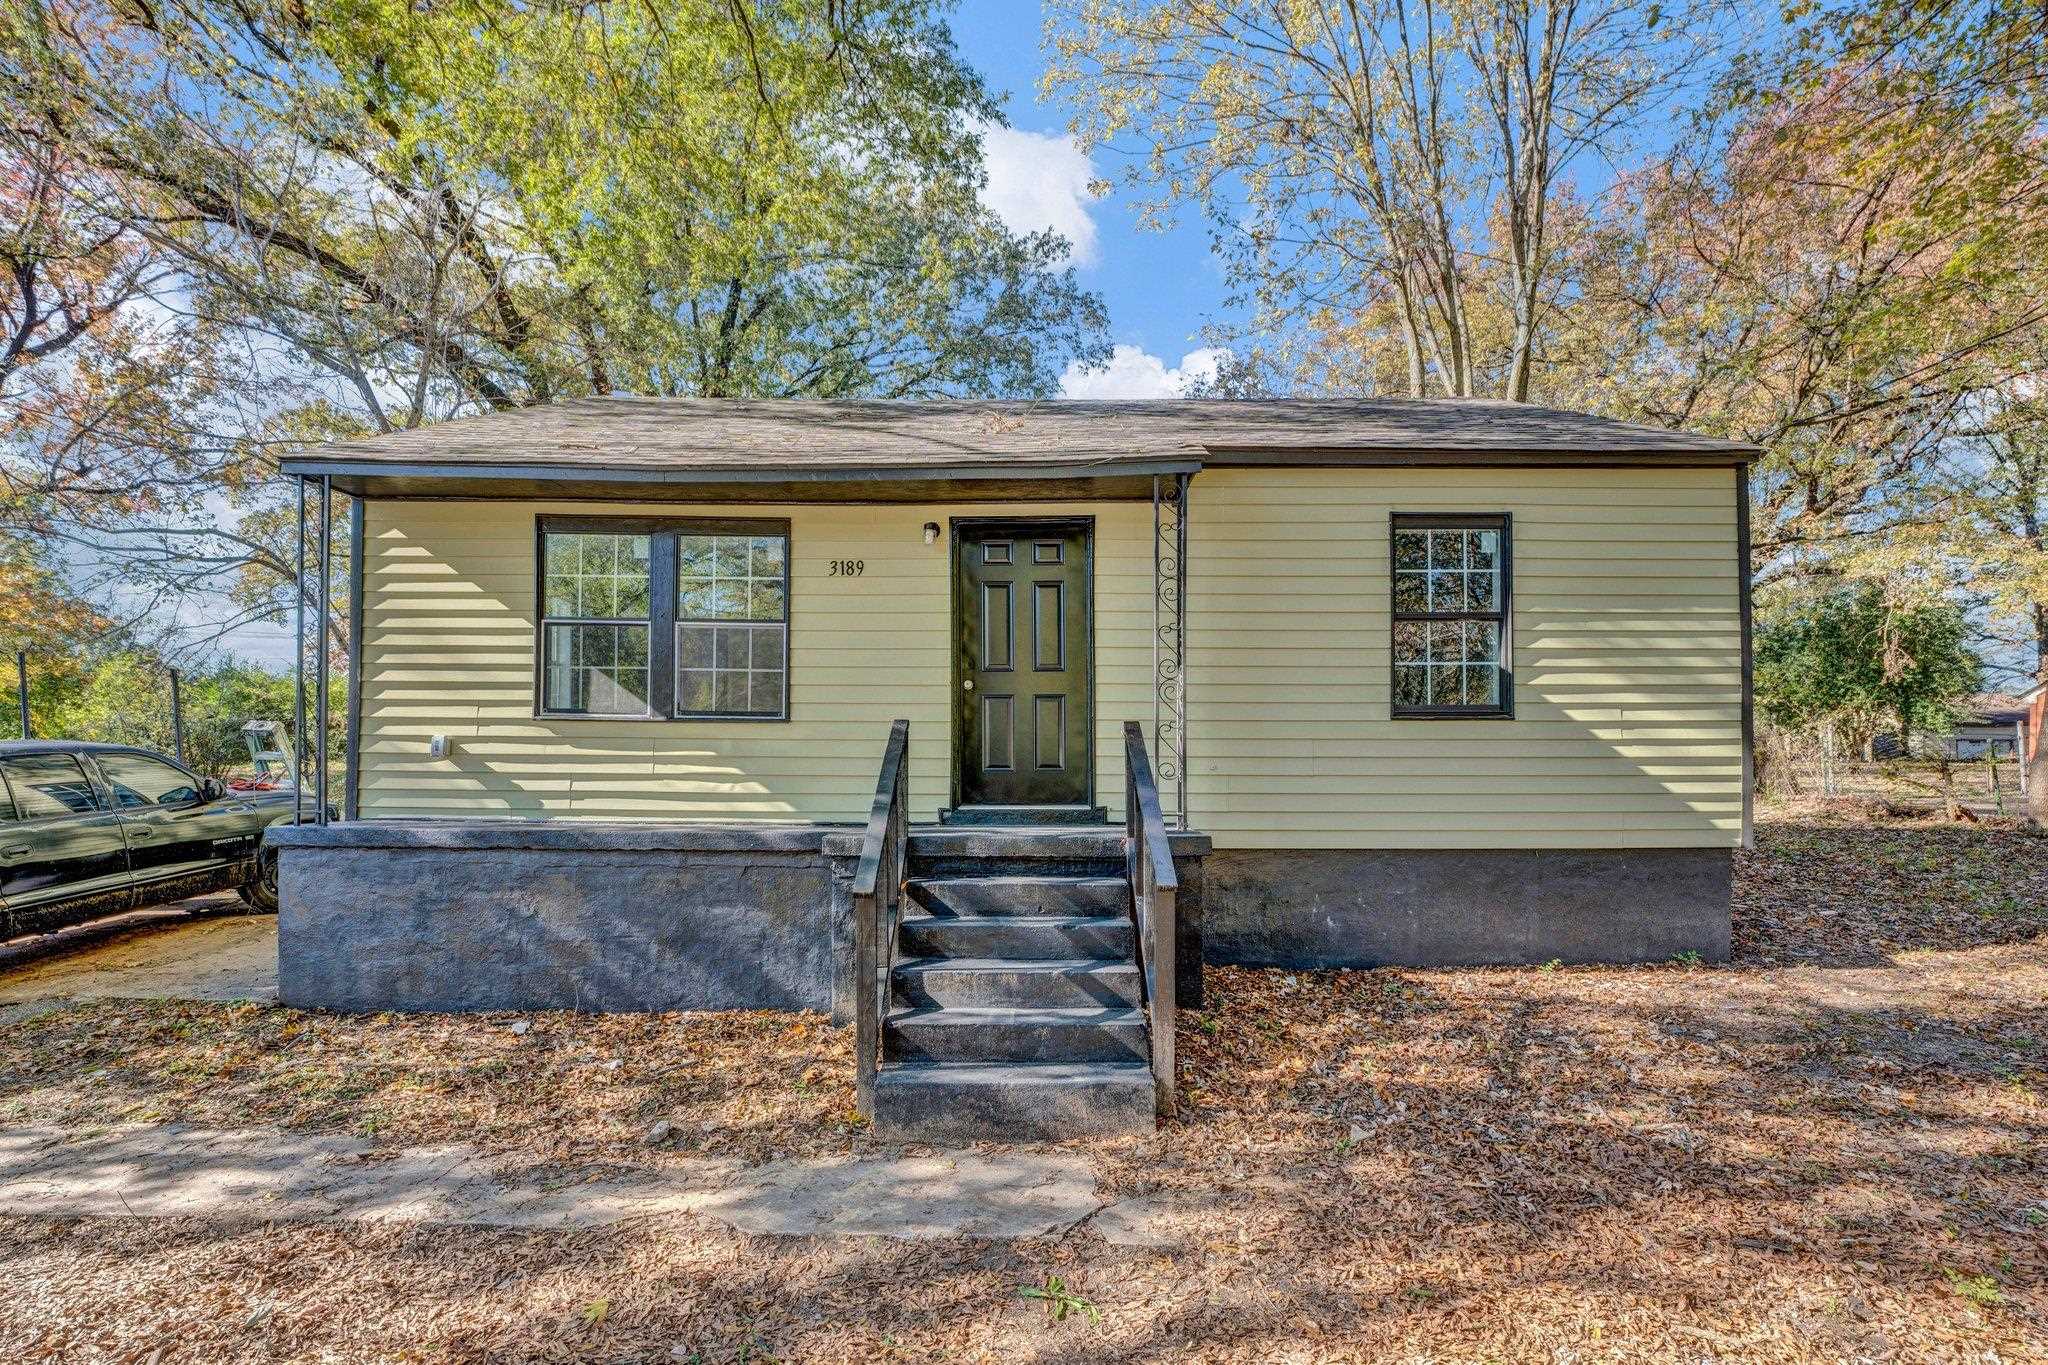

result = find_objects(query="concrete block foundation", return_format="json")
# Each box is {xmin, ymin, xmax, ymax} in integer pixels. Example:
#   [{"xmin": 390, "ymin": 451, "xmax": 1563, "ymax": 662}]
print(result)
[
  {"xmin": 269, "ymin": 824, "xmax": 1729, "ymax": 1015},
  {"xmin": 1203, "ymin": 847, "xmax": 1733, "ymax": 969},
  {"xmin": 270, "ymin": 823, "xmax": 837, "ymax": 1013}
]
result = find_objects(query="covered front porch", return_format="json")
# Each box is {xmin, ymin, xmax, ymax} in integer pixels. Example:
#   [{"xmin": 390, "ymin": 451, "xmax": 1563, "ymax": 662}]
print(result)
[
  {"xmin": 268, "ymin": 719, "xmax": 1210, "ymax": 1140},
  {"xmin": 281, "ymin": 405, "xmax": 1204, "ymax": 837},
  {"xmin": 272, "ymin": 411, "xmax": 1214, "ymax": 1139}
]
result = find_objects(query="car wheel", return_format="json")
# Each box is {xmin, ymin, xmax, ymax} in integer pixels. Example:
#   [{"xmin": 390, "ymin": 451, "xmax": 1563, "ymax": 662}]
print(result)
[{"xmin": 238, "ymin": 848, "xmax": 280, "ymax": 913}]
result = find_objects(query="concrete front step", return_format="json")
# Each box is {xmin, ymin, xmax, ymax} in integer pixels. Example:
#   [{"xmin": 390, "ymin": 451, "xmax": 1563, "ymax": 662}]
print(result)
[
  {"xmin": 886, "ymin": 1005, "xmax": 1149, "ymax": 1064},
  {"xmin": 892, "ymin": 958, "xmax": 1142, "ymax": 1009},
  {"xmin": 908, "ymin": 828, "xmax": 1128, "ymax": 879},
  {"xmin": 899, "ymin": 913, "xmax": 1134, "ymax": 961},
  {"xmin": 870, "ymin": 1062, "xmax": 1155, "ymax": 1142},
  {"xmin": 906, "ymin": 875, "xmax": 1129, "ymax": 919}
]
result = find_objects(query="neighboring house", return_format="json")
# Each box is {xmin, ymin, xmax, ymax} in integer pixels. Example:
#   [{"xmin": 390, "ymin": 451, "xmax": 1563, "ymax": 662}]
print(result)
[
  {"xmin": 1873, "ymin": 691, "xmax": 2034, "ymax": 762},
  {"xmin": 268, "ymin": 398, "xmax": 1756, "ymax": 1140}
]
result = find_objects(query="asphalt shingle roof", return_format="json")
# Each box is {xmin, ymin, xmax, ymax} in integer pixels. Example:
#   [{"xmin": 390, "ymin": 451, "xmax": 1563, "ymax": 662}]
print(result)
[{"xmin": 279, "ymin": 396, "xmax": 1758, "ymax": 482}]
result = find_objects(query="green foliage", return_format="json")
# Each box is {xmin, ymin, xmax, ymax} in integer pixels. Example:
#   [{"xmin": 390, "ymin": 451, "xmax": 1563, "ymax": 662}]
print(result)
[
  {"xmin": 1755, "ymin": 585, "xmax": 1981, "ymax": 740},
  {"xmin": 1942, "ymin": 1268, "xmax": 2005, "ymax": 1309},
  {"xmin": 3, "ymin": 0, "xmax": 1107, "ymax": 660},
  {"xmin": 1020, "ymin": 1274, "xmax": 1100, "ymax": 1325},
  {"xmin": 36, "ymin": 651, "xmax": 343, "ymax": 780},
  {"xmin": 0, "ymin": 534, "xmax": 118, "ymax": 732},
  {"xmin": 9, "ymin": 0, "xmax": 1107, "ymax": 410}
]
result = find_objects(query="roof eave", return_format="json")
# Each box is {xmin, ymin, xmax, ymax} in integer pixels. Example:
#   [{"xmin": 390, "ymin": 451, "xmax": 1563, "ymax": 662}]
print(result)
[
  {"xmin": 1201, "ymin": 443, "xmax": 1760, "ymax": 465},
  {"xmin": 276, "ymin": 454, "xmax": 1204, "ymax": 484}
]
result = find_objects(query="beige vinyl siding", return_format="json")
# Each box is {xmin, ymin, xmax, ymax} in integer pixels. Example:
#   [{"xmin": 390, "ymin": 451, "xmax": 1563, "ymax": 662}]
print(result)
[
  {"xmin": 1184, "ymin": 466, "xmax": 1744, "ymax": 849},
  {"xmin": 357, "ymin": 499, "xmax": 1154, "ymax": 823}
]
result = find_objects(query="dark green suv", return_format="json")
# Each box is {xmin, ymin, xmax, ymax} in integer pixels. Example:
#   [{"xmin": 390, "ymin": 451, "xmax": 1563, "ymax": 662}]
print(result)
[{"xmin": 0, "ymin": 740, "xmax": 305, "ymax": 940}]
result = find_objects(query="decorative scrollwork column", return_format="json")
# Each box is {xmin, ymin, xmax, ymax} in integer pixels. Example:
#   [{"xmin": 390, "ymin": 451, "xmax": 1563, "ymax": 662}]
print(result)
[{"xmin": 1153, "ymin": 473, "xmax": 1189, "ymax": 826}]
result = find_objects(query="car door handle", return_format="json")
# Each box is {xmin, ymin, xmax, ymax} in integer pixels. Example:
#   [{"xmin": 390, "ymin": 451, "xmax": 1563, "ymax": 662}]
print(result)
[
  {"xmin": 0, "ymin": 846, "xmax": 25, "ymax": 857},
  {"xmin": 128, "ymin": 828, "xmax": 159, "ymax": 839}
]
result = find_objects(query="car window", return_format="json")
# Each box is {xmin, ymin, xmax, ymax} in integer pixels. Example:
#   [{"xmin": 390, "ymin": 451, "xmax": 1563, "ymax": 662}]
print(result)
[
  {"xmin": 95, "ymin": 752, "xmax": 203, "ymax": 809},
  {"xmin": 0, "ymin": 754, "xmax": 106, "ymax": 819}
]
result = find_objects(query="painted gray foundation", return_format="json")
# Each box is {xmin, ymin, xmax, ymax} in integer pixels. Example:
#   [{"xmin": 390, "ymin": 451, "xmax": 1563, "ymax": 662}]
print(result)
[
  {"xmin": 1203, "ymin": 847, "xmax": 1732, "ymax": 968},
  {"xmin": 270, "ymin": 823, "xmax": 838, "ymax": 1013},
  {"xmin": 269, "ymin": 824, "xmax": 1723, "ymax": 1015}
]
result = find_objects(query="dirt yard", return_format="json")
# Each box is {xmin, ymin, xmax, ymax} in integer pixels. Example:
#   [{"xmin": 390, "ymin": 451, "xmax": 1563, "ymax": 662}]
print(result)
[
  {"xmin": 0, "ymin": 894, "xmax": 275, "ymax": 1022},
  {"xmin": 0, "ymin": 810, "xmax": 2042, "ymax": 1362}
]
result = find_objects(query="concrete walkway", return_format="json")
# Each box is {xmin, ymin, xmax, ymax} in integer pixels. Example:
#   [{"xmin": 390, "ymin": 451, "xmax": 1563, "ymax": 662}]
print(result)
[{"xmin": 0, "ymin": 1124, "xmax": 1178, "ymax": 1244}]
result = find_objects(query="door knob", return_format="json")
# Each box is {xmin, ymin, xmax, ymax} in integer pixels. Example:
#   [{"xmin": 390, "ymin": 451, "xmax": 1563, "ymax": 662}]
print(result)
[{"xmin": 963, "ymin": 679, "xmax": 974, "ymax": 691}]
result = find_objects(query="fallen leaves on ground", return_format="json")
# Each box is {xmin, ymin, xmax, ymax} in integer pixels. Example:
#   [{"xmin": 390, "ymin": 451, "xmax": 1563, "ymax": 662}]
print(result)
[
  {"xmin": 0, "ymin": 812, "xmax": 2042, "ymax": 1362},
  {"xmin": 0, "ymin": 1002, "xmax": 860, "ymax": 1170}
]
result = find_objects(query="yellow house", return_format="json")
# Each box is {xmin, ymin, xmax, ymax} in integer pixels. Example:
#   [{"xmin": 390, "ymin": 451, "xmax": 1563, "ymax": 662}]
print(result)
[{"xmin": 269, "ymin": 397, "xmax": 1754, "ymax": 1140}]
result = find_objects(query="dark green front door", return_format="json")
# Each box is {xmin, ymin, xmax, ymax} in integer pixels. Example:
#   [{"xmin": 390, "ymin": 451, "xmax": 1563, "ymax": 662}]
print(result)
[{"xmin": 954, "ymin": 520, "xmax": 1093, "ymax": 809}]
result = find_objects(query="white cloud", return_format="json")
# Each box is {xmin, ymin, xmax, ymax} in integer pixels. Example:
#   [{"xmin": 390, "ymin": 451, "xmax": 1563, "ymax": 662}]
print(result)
[
  {"xmin": 978, "ymin": 123, "xmax": 1101, "ymax": 268},
  {"xmin": 1059, "ymin": 344, "xmax": 1227, "ymax": 399}
]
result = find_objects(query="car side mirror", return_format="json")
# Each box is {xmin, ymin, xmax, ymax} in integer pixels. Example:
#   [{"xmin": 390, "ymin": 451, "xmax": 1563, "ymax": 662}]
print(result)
[{"xmin": 200, "ymin": 776, "xmax": 226, "ymax": 803}]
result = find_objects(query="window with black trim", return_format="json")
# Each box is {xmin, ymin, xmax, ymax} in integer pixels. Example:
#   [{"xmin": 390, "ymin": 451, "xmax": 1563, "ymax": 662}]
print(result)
[
  {"xmin": 1391, "ymin": 514, "xmax": 1512, "ymax": 717},
  {"xmin": 541, "ymin": 530, "xmax": 653, "ymax": 715},
  {"xmin": 536, "ymin": 516, "xmax": 789, "ymax": 721},
  {"xmin": 674, "ymin": 531, "xmax": 787, "ymax": 718}
]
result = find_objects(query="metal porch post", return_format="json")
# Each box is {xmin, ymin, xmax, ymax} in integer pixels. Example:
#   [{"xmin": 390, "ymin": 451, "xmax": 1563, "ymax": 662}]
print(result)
[
  {"xmin": 1173, "ymin": 471, "xmax": 1189, "ymax": 825},
  {"xmin": 1151, "ymin": 474, "xmax": 1190, "ymax": 828},
  {"xmin": 315, "ymin": 475, "xmax": 332, "ymax": 825},
  {"xmin": 294, "ymin": 477, "xmax": 307, "ymax": 825}
]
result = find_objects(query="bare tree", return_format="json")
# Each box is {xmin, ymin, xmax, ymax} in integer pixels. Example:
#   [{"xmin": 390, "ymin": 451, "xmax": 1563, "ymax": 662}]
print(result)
[{"xmin": 1045, "ymin": 0, "xmax": 1729, "ymax": 397}]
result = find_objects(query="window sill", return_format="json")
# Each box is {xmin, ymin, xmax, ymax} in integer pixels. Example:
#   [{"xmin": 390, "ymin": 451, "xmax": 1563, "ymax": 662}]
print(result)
[{"xmin": 1390, "ymin": 708, "xmax": 1516, "ymax": 721}]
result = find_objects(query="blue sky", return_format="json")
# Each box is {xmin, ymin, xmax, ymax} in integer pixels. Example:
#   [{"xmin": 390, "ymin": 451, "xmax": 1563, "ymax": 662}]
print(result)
[{"xmin": 950, "ymin": 2, "xmax": 1237, "ymax": 397}]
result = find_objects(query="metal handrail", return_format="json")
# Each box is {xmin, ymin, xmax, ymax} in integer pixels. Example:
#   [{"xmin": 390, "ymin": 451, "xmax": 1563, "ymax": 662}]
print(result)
[
  {"xmin": 854, "ymin": 718, "xmax": 911, "ymax": 1118},
  {"xmin": 1123, "ymin": 721, "xmax": 1178, "ymax": 1118}
]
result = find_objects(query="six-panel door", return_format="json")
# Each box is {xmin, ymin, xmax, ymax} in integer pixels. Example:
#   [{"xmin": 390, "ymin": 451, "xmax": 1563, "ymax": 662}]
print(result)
[{"xmin": 953, "ymin": 521, "xmax": 1093, "ymax": 808}]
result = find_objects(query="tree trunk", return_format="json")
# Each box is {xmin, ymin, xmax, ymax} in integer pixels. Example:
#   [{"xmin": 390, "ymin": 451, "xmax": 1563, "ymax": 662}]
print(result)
[
  {"xmin": 1935, "ymin": 754, "xmax": 1963, "ymax": 822},
  {"xmin": 2029, "ymin": 623, "xmax": 2048, "ymax": 825},
  {"xmin": 1395, "ymin": 275, "xmax": 1426, "ymax": 398},
  {"xmin": 1819, "ymin": 719, "xmax": 1837, "ymax": 797}
]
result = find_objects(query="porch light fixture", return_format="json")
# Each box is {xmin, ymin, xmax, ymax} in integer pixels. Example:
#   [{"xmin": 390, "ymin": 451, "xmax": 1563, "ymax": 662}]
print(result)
[{"xmin": 923, "ymin": 522, "xmax": 940, "ymax": 545}]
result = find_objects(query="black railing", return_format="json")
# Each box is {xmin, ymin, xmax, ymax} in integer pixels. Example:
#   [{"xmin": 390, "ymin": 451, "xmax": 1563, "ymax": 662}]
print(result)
[
  {"xmin": 1123, "ymin": 720, "xmax": 1178, "ymax": 1117},
  {"xmin": 854, "ymin": 718, "xmax": 911, "ymax": 1118}
]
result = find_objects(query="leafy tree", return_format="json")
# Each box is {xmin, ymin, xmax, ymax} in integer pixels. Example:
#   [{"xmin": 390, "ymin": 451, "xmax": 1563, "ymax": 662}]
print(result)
[
  {"xmin": 1755, "ymin": 584, "xmax": 1981, "ymax": 751},
  {"xmin": 1552, "ymin": 55, "xmax": 2048, "ymax": 585},
  {"xmin": 3, "ymin": 0, "xmax": 1107, "ymax": 649},
  {"xmin": 0, "ymin": 527, "xmax": 125, "ymax": 732},
  {"xmin": 43, "ymin": 651, "xmax": 343, "ymax": 779}
]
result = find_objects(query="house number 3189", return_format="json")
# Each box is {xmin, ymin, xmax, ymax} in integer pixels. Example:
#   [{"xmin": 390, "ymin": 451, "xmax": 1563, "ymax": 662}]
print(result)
[{"xmin": 829, "ymin": 559, "xmax": 864, "ymax": 577}]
